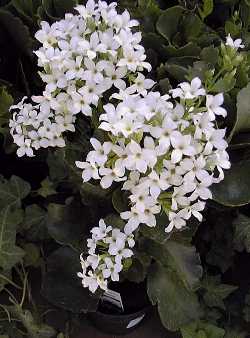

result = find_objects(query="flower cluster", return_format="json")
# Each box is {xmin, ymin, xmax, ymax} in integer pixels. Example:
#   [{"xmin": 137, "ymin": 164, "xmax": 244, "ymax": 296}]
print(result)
[
  {"xmin": 77, "ymin": 219, "xmax": 134, "ymax": 292},
  {"xmin": 76, "ymin": 77, "xmax": 230, "ymax": 290},
  {"xmin": 9, "ymin": 0, "xmax": 151, "ymax": 157}
]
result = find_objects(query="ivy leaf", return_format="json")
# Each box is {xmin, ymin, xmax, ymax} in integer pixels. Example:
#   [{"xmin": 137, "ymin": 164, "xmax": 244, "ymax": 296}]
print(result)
[
  {"xmin": 156, "ymin": 6, "xmax": 184, "ymax": 44},
  {"xmin": 147, "ymin": 263, "xmax": 201, "ymax": 331},
  {"xmin": 37, "ymin": 177, "xmax": 56, "ymax": 198},
  {"xmin": 0, "ymin": 207, "xmax": 25, "ymax": 270},
  {"xmin": 233, "ymin": 213, "xmax": 250, "ymax": 252},
  {"xmin": 225, "ymin": 329, "xmax": 248, "ymax": 338},
  {"xmin": 211, "ymin": 160, "xmax": 250, "ymax": 206},
  {"xmin": 143, "ymin": 239, "xmax": 202, "ymax": 290},
  {"xmin": 202, "ymin": 275, "xmax": 237, "ymax": 310},
  {"xmin": 42, "ymin": 246, "xmax": 100, "ymax": 313},
  {"xmin": 232, "ymin": 82, "xmax": 250, "ymax": 135},
  {"xmin": 23, "ymin": 243, "xmax": 41, "ymax": 267},
  {"xmin": 23, "ymin": 204, "xmax": 49, "ymax": 241},
  {"xmin": 181, "ymin": 321, "xmax": 224, "ymax": 338},
  {"xmin": 198, "ymin": 0, "xmax": 214, "ymax": 21},
  {"xmin": 0, "ymin": 175, "xmax": 31, "ymax": 209}
]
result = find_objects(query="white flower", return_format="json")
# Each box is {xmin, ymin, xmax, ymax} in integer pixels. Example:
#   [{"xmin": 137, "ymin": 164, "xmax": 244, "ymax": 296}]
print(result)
[
  {"xmin": 102, "ymin": 257, "xmax": 122, "ymax": 281},
  {"xmin": 91, "ymin": 219, "xmax": 112, "ymax": 240},
  {"xmin": 170, "ymin": 77, "xmax": 206, "ymax": 99},
  {"xmin": 170, "ymin": 131, "xmax": 196, "ymax": 163},
  {"xmin": 166, "ymin": 208, "xmax": 191, "ymax": 233},
  {"xmin": 87, "ymin": 138, "xmax": 112, "ymax": 166},
  {"xmin": 226, "ymin": 34, "xmax": 245, "ymax": 50},
  {"xmin": 99, "ymin": 167, "xmax": 126, "ymax": 189},
  {"xmin": 75, "ymin": 161, "xmax": 100, "ymax": 181},
  {"xmin": 141, "ymin": 171, "xmax": 170, "ymax": 199},
  {"xmin": 206, "ymin": 93, "xmax": 227, "ymax": 120}
]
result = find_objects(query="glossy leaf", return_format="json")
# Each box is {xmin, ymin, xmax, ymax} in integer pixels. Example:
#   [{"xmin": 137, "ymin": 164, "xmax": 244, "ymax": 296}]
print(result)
[
  {"xmin": 233, "ymin": 83, "xmax": 250, "ymax": 135},
  {"xmin": 211, "ymin": 160, "xmax": 250, "ymax": 206},
  {"xmin": 144, "ymin": 239, "xmax": 202, "ymax": 290},
  {"xmin": 156, "ymin": 6, "xmax": 184, "ymax": 44},
  {"xmin": 147, "ymin": 263, "xmax": 201, "ymax": 331},
  {"xmin": 47, "ymin": 200, "xmax": 91, "ymax": 251},
  {"xmin": 42, "ymin": 246, "xmax": 100, "ymax": 313}
]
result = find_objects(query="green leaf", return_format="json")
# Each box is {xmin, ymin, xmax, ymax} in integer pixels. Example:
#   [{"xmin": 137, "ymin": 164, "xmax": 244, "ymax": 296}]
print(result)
[
  {"xmin": 42, "ymin": 246, "xmax": 100, "ymax": 313},
  {"xmin": 112, "ymin": 188, "xmax": 128, "ymax": 213},
  {"xmin": 42, "ymin": 0, "xmax": 77, "ymax": 20},
  {"xmin": 0, "ymin": 9, "xmax": 31, "ymax": 55},
  {"xmin": 143, "ymin": 239, "xmax": 202, "ymax": 290},
  {"xmin": 198, "ymin": 0, "xmax": 214, "ymax": 21},
  {"xmin": 23, "ymin": 243, "xmax": 40, "ymax": 267},
  {"xmin": 233, "ymin": 83, "xmax": 250, "ymax": 135},
  {"xmin": 233, "ymin": 213, "xmax": 250, "ymax": 252},
  {"xmin": 156, "ymin": 6, "xmax": 185, "ymax": 44},
  {"xmin": 9, "ymin": 306, "xmax": 56, "ymax": 338},
  {"xmin": 202, "ymin": 275, "xmax": 237, "ymax": 310},
  {"xmin": 125, "ymin": 252, "xmax": 151, "ymax": 283},
  {"xmin": 11, "ymin": 0, "xmax": 35, "ymax": 22},
  {"xmin": 147, "ymin": 263, "xmax": 201, "ymax": 331},
  {"xmin": 225, "ymin": 329, "xmax": 248, "ymax": 338},
  {"xmin": 181, "ymin": 321, "xmax": 224, "ymax": 338},
  {"xmin": 200, "ymin": 46, "xmax": 219, "ymax": 65},
  {"xmin": 211, "ymin": 160, "xmax": 250, "ymax": 206},
  {"xmin": 211, "ymin": 70, "xmax": 236, "ymax": 93},
  {"xmin": 0, "ymin": 86, "xmax": 13, "ymax": 135},
  {"xmin": 23, "ymin": 205, "xmax": 49, "ymax": 241},
  {"xmin": 165, "ymin": 63, "xmax": 188, "ymax": 81},
  {"xmin": 0, "ymin": 175, "xmax": 31, "ymax": 209},
  {"xmin": 0, "ymin": 207, "xmax": 25, "ymax": 270},
  {"xmin": 47, "ymin": 200, "xmax": 91, "ymax": 251},
  {"xmin": 37, "ymin": 177, "xmax": 56, "ymax": 198}
]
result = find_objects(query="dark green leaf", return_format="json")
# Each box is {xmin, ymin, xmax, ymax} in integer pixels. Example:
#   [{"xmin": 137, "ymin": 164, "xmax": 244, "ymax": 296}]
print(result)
[
  {"xmin": 233, "ymin": 82, "xmax": 250, "ymax": 135},
  {"xmin": 198, "ymin": 0, "xmax": 214, "ymax": 21},
  {"xmin": 147, "ymin": 263, "xmax": 201, "ymax": 331},
  {"xmin": 42, "ymin": 246, "xmax": 100, "ymax": 313},
  {"xmin": 0, "ymin": 207, "xmax": 24, "ymax": 270},
  {"xmin": 23, "ymin": 205, "xmax": 49, "ymax": 241},
  {"xmin": 112, "ymin": 188, "xmax": 128, "ymax": 213},
  {"xmin": 37, "ymin": 177, "xmax": 56, "ymax": 198},
  {"xmin": 0, "ymin": 175, "xmax": 31, "ymax": 209},
  {"xmin": 156, "ymin": 6, "xmax": 184, "ymax": 44},
  {"xmin": 0, "ymin": 9, "xmax": 32, "ymax": 55},
  {"xmin": 181, "ymin": 321, "xmax": 224, "ymax": 338},
  {"xmin": 47, "ymin": 200, "xmax": 91, "ymax": 251},
  {"xmin": 202, "ymin": 275, "xmax": 237, "ymax": 310},
  {"xmin": 144, "ymin": 239, "xmax": 202, "ymax": 290},
  {"xmin": 233, "ymin": 213, "xmax": 250, "ymax": 252},
  {"xmin": 211, "ymin": 160, "xmax": 250, "ymax": 206}
]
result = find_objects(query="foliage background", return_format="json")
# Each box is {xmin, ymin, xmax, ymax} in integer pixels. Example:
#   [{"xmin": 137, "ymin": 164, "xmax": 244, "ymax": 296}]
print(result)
[{"xmin": 1, "ymin": 0, "xmax": 250, "ymax": 337}]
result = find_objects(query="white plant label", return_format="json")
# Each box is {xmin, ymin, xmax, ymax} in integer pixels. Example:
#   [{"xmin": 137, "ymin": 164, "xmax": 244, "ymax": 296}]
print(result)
[
  {"xmin": 102, "ymin": 288, "xmax": 124, "ymax": 312},
  {"xmin": 126, "ymin": 314, "xmax": 145, "ymax": 329}
]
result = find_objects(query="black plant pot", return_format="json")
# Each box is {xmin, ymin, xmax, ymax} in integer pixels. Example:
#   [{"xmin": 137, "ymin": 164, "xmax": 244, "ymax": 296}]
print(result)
[{"xmin": 88, "ymin": 280, "xmax": 152, "ymax": 335}]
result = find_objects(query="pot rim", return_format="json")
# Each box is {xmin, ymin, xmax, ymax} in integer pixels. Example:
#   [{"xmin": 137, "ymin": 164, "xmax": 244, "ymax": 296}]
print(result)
[{"xmin": 93, "ymin": 304, "xmax": 152, "ymax": 320}]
